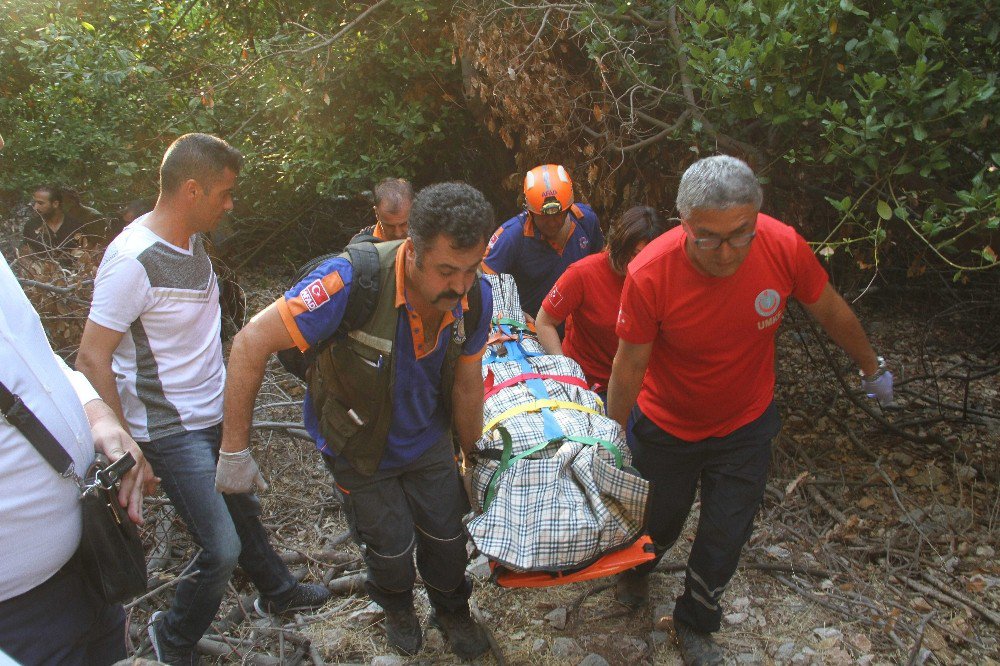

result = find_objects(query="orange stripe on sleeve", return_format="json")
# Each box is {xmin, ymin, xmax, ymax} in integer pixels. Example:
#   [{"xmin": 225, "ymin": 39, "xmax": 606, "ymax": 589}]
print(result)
[
  {"xmin": 459, "ymin": 345, "xmax": 487, "ymax": 363},
  {"xmin": 276, "ymin": 296, "xmax": 310, "ymax": 352},
  {"xmin": 322, "ymin": 271, "xmax": 346, "ymax": 299}
]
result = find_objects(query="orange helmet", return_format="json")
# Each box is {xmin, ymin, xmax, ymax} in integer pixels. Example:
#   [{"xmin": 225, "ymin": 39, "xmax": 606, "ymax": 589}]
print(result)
[{"xmin": 524, "ymin": 164, "xmax": 574, "ymax": 215}]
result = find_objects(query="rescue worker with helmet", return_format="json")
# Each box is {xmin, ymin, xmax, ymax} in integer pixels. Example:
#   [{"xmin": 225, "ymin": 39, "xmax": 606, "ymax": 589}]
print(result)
[{"xmin": 483, "ymin": 164, "xmax": 604, "ymax": 318}]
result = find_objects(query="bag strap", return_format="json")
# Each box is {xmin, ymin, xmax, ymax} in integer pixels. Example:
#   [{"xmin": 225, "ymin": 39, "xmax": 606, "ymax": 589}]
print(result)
[
  {"xmin": 276, "ymin": 240, "xmax": 386, "ymax": 380},
  {"xmin": 482, "ymin": 398, "xmax": 603, "ymax": 434},
  {"xmin": 481, "ymin": 427, "xmax": 624, "ymax": 511},
  {"xmin": 0, "ymin": 379, "xmax": 79, "ymax": 482}
]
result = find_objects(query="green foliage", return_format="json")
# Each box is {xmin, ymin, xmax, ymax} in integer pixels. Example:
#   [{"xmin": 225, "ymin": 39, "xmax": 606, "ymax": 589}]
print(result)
[
  {"xmin": 575, "ymin": 0, "xmax": 1000, "ymax": 275},
  {"xmin": 2, "ymin": 0, "xmax": 997, "ymax": 276},
  {"xmin": 0, "ymin": 0, "xmax": 476, "ymax": 252}
]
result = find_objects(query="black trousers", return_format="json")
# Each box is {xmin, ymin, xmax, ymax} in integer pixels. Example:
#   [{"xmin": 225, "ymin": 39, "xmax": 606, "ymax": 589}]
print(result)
[
  {"xmin": 0, "ymin": 555, "xmax": 126, "ymax": 665},
  {"xmin": 627, "ymin": 402, "xmax": 779, "ymax": 633},
  {"xmin": 323, "ymin": 433, "xmax": 472, "ymax": 613}
]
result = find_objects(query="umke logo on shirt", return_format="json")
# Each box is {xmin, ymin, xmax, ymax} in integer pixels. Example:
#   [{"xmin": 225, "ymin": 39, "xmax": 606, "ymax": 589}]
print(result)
[
  {"xmin": 300, "ymin": 279, "xmax": 330, "ymax": 311},
  {"xmin": 755, "ymin": 288, "xmax": 782, "ymax": 329},
  {"xmin": 547, "ymin": 286, "xmax": 564, "ymax": 308}
]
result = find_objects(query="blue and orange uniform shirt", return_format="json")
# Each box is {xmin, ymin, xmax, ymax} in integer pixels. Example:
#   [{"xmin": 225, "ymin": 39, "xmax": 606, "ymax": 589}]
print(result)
[
  {"xmin": 276, "ymin": 243, "xmax": 494, "ymax": 470},
  {"xmin": 482, "ymin": 203, "xmax": 604, "ymax": 317}
]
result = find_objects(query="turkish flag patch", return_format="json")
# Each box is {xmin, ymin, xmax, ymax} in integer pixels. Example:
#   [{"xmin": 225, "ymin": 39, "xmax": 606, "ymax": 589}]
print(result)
[
  {"xmin": 547, "ymin": 286, "xmax": 564, "ymax": 308},
  {"xmin": 299, "ymin": 279, "xmax": 330, "ymax": 311}
]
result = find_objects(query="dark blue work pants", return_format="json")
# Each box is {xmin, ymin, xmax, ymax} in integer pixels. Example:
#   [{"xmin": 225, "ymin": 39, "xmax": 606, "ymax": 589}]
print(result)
[{"xmin": 627, "ymin": 402, "xmax": 780, "ymax": 633}]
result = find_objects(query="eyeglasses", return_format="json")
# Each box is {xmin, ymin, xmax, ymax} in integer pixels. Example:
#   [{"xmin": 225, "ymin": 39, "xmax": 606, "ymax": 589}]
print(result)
[{"xmin": 691, "ymin": 231, "xmax": 756, "ymax": 251}]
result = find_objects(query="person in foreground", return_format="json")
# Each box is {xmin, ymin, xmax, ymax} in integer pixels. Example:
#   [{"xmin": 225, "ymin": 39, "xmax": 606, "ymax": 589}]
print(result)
[
  {"xmin": 215, "ymin": 182, "xmax": 495, "ymax": 660},
  {"xmin": 77, "ymin": 133, "xmax": 329, "ymax": 666},
  {"xmin": 535, "ymin": 205, "xmax": 667, "ymax": 399},
  {"xmin": 0, "ymin": 251, "xmax": 153, "ymax": 665},
  {"xmin": 607, "ymin": 155, "xmax": 893, "ymax": 665}
]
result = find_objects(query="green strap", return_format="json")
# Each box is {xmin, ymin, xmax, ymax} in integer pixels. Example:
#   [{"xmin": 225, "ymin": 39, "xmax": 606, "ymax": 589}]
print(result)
[
  {"xmin": 562, "ymin": 435, "xmax": 624, "ymax": 469},
  {"xmin": 492, "ymin": 317, "xmax": 533, "ymax": 331},
  {"xmin": 481, "ymin": 429, "xmax": 625, "ymax": 512}
]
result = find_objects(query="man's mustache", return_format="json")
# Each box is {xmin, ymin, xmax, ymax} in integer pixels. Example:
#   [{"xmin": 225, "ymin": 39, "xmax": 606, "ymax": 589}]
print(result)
[{"xmin": 432, "ymin": 290, "xmax": 464, "ymax": 303}]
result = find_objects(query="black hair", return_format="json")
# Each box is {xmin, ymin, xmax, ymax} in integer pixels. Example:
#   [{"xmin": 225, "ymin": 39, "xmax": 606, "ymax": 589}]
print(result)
[
  {"xmin": 160, "ymin": 133, "xmax": 243, "ymax": 194},
  {"xmin": 408, "ymin": 182, "xmax": 495, "ymax": 262},
  {"xmin": 33, "ymin": 185, "xmax": 63, "ymax": 205}
]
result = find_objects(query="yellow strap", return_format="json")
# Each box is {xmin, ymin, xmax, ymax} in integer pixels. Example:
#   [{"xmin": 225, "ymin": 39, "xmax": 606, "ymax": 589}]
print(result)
[{"xmin": 483, "ymin": 399, "xmax": 603, "ymax": 434}]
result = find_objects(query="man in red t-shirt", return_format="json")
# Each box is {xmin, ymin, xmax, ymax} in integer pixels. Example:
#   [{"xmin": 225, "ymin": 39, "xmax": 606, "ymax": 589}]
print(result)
[{"xmin": 607, "ymin": 156, "xmax": 893, "ymax": 663}]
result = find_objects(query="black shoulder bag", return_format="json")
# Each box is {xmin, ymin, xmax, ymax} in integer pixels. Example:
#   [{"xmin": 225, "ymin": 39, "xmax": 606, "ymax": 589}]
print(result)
[{"xmin": 0, "ymin": 381, "xmax": 147, "ymax": 604}]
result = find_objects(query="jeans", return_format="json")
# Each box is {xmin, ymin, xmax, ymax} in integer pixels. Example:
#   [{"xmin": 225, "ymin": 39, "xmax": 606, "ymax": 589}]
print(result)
[
  {"xmin": 323, "ymin": 432, "xmax": 472, "ymax": 614},
  {"xmin": 627, "ymin": 402, "xmax": 780, "ymax": 633},
  {"xmin": 0, "ymin": 557, "xmax": 126, "ymax": 665},
  {"xmin": 140, "ymin": 424, "xmax": 296, "ymax": 650}
]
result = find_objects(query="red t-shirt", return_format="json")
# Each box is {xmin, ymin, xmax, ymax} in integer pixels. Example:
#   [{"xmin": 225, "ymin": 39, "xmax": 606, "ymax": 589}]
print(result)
[
  {"xmin": 616, "ymin": 214, "xmax": 828, "ymax": 440},
  {"xmin": 541, "ymin": 251, "xmax": 623, "ymax": 391}
]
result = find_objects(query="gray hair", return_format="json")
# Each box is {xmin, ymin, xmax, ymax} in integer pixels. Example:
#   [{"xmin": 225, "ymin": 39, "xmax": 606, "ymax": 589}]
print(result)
[
  {"xmin": 373, "ymin": 178, "xmax": 413, "ymax": 214},
  {"xmin": 676, "ymin": 155, "xmax": 762, "ymax": 219}
]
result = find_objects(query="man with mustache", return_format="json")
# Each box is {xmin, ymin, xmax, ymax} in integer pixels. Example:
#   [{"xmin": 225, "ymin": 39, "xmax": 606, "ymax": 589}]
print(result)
[{"xmin": 216, "ymin": 182, "xmax": 496, "ymax": 661}]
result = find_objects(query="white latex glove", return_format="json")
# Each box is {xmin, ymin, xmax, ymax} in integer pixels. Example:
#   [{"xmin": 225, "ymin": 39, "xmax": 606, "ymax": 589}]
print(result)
[
  {"xmin": 861, "ymin": 370, "xmax": 894, "ymax": 407},
  {"xmin": 215, "ymin": 449, "xmax": 269, "ymax": 494}
]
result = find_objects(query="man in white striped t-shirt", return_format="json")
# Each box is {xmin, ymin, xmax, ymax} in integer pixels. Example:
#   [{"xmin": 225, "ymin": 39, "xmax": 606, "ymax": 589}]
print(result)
[{"xmin": 78, "ymin": 133, "xmax": 329, "ymax": 665}]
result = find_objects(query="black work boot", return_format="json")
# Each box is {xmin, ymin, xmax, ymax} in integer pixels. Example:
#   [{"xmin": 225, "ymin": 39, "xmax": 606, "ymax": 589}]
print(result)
[
  {"xmin": 674, "ymin": 618, "xmax": 725, "ymax": 666},
  {"xmin": 383, "ymin": 607, "xmax": 423, "ymax": 655},
  {"xmin": 615, "ymin": 569, "xmax": 649, "ymax": 608},
  {"xmin": 430, "ymin": 607, "xmax": 490, "ymax": 661},
  {"xmin": 254, "ymin": 582, "xmax": 331, "ymax": 617}
]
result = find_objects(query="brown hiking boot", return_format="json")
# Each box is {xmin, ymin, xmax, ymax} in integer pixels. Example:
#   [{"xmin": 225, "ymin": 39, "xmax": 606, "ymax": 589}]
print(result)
[
  {"xmin": 383, "ymin": 607, "xmax": 423, "ymax": 655},
  {"xmin": 430, "ymin": 608, "xmax": 490, "ymax": 661},
  {"xmin": 674, "ymin": 618, "xmax": 724, "ymax": 666},
  {"xmin": 615, "ymin": 569, "xmax": 649, "ymax": 608}
]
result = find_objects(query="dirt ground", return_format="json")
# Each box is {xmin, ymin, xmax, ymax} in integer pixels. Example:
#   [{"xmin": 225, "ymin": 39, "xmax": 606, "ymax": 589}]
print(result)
[{"xmin": 6, "ymin": 240, "xmax": 998, "ymax": 665}]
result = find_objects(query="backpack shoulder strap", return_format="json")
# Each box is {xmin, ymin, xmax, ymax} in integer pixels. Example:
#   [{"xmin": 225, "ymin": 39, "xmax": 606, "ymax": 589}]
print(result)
[
  {"xmin": 276, "ymin": 241, "xmax": 386, "ymax": 381},
  {"xmin": 341, "ymin": 242, "xmax": 381, "ymax": 331},
  {"xmin": 466, "ymin": 275, "xmax": 483, "ymax": 338}
]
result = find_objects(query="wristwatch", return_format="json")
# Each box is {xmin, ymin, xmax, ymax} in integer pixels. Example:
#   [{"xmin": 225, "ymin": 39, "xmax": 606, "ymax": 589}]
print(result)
[{"xmin": 860, "ymin": 355, "xmax": 888, "ymax": 381}]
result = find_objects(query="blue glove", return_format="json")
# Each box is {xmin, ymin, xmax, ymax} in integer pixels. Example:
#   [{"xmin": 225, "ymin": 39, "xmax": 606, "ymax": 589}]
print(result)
[{"xmin": 861, "ymin": 370, "xmax": 893, "ymax": 407}]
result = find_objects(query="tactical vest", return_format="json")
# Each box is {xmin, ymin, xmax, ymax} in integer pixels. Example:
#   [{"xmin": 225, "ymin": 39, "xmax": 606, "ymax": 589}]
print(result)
[{"xmin": 308, "ymin": 240, "xmax": 471, "ymax": 476}]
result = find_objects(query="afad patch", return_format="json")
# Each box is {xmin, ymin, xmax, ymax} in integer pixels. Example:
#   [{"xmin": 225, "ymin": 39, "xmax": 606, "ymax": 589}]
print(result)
[{"xmin": 299, "ymin": 278, "xmax": 330, "ymax": 311}]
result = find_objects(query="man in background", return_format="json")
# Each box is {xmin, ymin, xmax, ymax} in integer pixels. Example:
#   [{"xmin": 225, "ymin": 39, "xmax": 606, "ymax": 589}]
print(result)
[
  {"xmin": 353, "ymin": 177, "xmax": 413, "ymax": 243},
  {"xmin": 22, "ymin": 185, "xmax": 90, "ymax": 251},
  {"xmin": 483, "ymin": 163, "xmax": 603, "ymax": 318}
]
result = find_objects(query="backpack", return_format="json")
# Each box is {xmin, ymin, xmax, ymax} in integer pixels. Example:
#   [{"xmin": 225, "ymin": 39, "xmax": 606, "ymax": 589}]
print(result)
[{"xmin": 277, "ymin": 235, "xmax": 483, "ymax": 381}]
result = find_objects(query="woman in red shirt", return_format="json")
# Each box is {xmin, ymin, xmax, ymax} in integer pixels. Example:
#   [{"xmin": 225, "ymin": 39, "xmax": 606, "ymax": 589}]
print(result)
[{"xmin": 536, "ymin": 205, "xmax": 668, "ymax": 398}]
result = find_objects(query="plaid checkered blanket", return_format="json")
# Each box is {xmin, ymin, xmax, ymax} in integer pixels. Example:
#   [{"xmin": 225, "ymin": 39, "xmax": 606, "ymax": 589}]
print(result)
[{"xmin": 466, "ymin": 274, "xmax": 649, "ymax": 572}]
